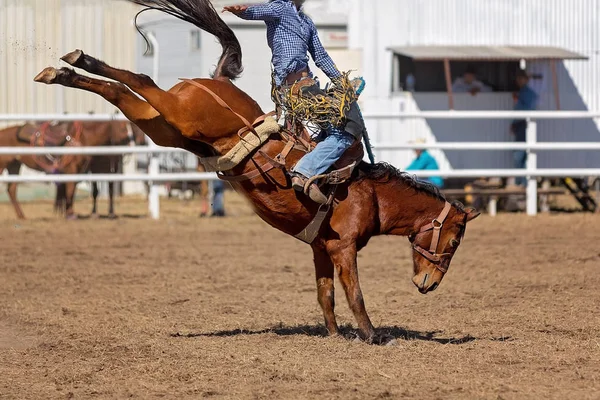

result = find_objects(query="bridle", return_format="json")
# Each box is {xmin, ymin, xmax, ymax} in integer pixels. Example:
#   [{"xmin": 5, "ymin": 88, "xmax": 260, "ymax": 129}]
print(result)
[{"xmin": 411, "ymin": 202, "xmax": 453, "ymax": 273}]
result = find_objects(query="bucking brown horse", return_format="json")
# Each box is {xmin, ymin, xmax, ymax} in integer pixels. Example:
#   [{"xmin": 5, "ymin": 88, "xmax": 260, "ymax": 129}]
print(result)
[
  {"xmin": 0, "ymin": 121, "xmax": 85, "ymax": 219},
  {"xmin": 34, "ymin": 0, "xmax": 480, "ymax": 343}
]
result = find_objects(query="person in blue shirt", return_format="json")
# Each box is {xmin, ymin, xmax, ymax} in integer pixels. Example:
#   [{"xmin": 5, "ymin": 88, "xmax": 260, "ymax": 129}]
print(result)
[
  {"xmin": 405, "ymin": 141, "xmax": 444, "ymax": 188},
  {"xmin": 510, "ymin": 70, "xmax": 539, "ymax": 186},
  {"xmin": 224, "ymin": 0, "xmax": 368, "ymax": 204}
]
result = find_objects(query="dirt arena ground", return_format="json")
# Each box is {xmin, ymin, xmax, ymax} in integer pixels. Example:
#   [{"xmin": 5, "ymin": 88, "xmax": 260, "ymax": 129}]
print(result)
[{"xmin": 0, "ymin": 193, "xmax": 599, "ymax": 399}]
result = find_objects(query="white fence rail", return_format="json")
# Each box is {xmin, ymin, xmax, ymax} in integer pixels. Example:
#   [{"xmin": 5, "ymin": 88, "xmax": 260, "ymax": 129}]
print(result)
[{"xmin": 1, "ymin": 112, "xmax": 600, "ymax": 218}]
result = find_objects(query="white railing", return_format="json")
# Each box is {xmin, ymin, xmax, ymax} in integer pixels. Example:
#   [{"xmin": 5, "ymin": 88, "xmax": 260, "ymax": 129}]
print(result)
[{"xmin": 1, "ymin": 111, "xmax": 600, "ymax": 218}]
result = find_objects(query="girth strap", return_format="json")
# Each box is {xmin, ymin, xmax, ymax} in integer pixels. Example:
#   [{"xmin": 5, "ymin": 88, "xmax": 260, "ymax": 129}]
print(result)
[{"xmin": 217, "ymin": 137, "xmax": 296, "ymax": 182}]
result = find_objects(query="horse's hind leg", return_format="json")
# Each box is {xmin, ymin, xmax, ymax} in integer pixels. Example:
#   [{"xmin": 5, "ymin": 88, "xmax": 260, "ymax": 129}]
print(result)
[
  {"xmin": 6, "ymin": 162, "xmax": 25, "ymax": 219},
  {"xmin": 59, "ymin": 50, "xmax": 181, "ymax": 124},
  {"xmin": 312, "ymin": 245, "xmax": 340, "ymax": 336},
  {"xmin": 34, "ymin": 67, "xmax": 183, "ymax": 149},
  {"xmin": 326, "ymin": 242, "xmax": 376, "ymax": 342}
]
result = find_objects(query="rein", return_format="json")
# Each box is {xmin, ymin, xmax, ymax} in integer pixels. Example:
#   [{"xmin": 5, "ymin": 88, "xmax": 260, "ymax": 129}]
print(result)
[{"xmin": 412, "ymin": 202, "xmax": 453, "ymax": 273}]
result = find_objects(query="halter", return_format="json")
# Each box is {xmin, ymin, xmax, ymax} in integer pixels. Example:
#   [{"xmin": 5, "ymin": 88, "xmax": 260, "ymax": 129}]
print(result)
[{"xmin": 411, "ymin": 202, "xmax": 453, "ymax": 273}]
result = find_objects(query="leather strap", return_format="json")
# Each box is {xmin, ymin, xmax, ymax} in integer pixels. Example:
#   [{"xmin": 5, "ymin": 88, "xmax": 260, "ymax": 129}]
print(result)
[
  {"xmin": 179, "ymin": 78, "xmax": 258, "ymax": 137},
  {"xmin": 218, "ymin": 136, "xmax": 296, "ymax": 182},
  {"xmin": 411, "ymin": 201, "xmax": 453, "ymax": 273},
  {"xmin": 427, "ymin": 201, "xmax": 452, "ymax": 253},
  {"xmin": 217, "ymin": 161, "xmax": 277, "ymax": 182},
  {"xmin": 294, "ymin": 187, "xmax": 336, "ymax": 244}
]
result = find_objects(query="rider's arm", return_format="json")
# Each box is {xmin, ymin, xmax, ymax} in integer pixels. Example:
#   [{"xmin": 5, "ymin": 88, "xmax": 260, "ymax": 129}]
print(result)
[
  {"xmin": 237, "ymin": 2, "xmax": 285, "ymax": 21},
  {"xmin": 307, "ymin": 20, "xmax": 342, "ymax": 81}
]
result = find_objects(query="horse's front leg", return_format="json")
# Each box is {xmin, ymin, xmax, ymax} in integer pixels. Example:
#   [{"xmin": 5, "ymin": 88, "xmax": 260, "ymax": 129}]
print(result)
[
  {"xmin": 326, "ymin": 241, "xmax": 376, "ymax": 342},
  {"xmin": 5, "ymin": 162, "xmax": 25, "ymax": 219},
  {"xmin": 64, "ymin": 182, "xmax": 77, "ymax": 220},
  {"xmin": 108, "ymin": 181, "xmax": 116, "ymax": 219},
  {"xmin": 311, "ymin": 245, "xmax": 340, "ymax": 336},
  {"xmin": 91, "ymin": 182, "xmax": 99, "ymax": 217}
]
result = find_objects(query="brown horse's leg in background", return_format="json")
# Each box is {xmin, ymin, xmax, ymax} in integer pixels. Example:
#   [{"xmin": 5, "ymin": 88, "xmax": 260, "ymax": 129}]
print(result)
[
  {"xmin": 34, "ymin": 67, "xmax": 183, "ymax": 149},
  {"xmin": 64, "ymin": 182, "xmax": 77, "ymax": 220},
  {"xmin": 91, "ymin": 182, "xmax": 99, "ymax": 217},
  {"xmin": 326, "ymin": 242, "xmax": 376, "ymax": 342},
  {"xmin": 312, "ymin": 245, "xmax": 340, "ymax": 336},
  {"xmin": 108, "ymin": 182, "xmax": 116, "ymax": 218},
  {"xmin": 6, "ymin": 162, "xmax": 25, "ymax": 219}
]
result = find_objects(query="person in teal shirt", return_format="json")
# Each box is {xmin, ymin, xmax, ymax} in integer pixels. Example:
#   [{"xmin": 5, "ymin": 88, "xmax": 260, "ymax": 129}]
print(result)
[{"xmin": 406, "ymin": 143, "xmax": 444, "ymax": 188}]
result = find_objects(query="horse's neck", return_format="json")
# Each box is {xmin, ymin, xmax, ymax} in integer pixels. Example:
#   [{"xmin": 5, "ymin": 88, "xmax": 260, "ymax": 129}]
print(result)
[{"xmin": 382, "ymin": 184, "xmax": 447, "ymax": 236}]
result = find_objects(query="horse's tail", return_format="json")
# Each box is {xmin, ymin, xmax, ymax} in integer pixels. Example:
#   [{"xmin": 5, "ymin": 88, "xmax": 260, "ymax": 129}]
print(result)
[
  {"xmin": 129, "ymin": 0, "xmax": 243, "ymax": 81},
  {"xmin": 54, "ymin": 183, "xmax": 67, "ymax": 215}
]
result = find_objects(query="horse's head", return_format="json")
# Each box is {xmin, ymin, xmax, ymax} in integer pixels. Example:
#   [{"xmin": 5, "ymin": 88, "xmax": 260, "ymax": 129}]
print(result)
[{"xmin": 409, "ymin": 203, "xmax": 480, "ymax": 294}]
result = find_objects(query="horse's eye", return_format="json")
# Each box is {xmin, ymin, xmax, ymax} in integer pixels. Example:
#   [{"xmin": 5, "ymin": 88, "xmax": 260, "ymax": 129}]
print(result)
[{"xmin": 450, "ymin": 239, "xmax": 459, "ymax": 248}]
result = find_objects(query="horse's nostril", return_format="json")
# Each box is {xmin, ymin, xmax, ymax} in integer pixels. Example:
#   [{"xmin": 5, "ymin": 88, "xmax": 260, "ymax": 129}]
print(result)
[
  {"xmin": 421, "ymin": 273, "xmax": 429, "ymax": 288},
  {"xmin": 429, "ymin": 282, "xmax": 439, "ymax": 291}
]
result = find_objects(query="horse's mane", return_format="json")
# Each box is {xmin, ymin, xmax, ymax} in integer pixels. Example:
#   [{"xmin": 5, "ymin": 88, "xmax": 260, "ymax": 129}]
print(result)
[
  {"xmin": 129, "ymin": 0, "xmax": 243, "ymax": 81},
  {"xmin": 357, "ymin": 161, "xmax": 465, "ymax": 211}
]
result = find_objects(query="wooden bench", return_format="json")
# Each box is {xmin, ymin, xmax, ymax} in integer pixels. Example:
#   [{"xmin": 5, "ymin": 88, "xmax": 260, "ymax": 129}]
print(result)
[{"xmin": 442, "ymin": 187, "xmax": 567, "ymax": 216}]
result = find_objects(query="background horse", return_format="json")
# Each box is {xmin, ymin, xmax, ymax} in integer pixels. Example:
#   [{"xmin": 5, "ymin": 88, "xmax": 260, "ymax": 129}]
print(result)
[
  {"xmin": 0, "ymin": 121, "xmax": 84, "ymax": 219},
  {"xmin": 35, "ymin": 0, "xmax": 479, "ymax": 343},
  {"xmin": 54, "ymin": 121, "xmax": 147, "ymax": 219}
]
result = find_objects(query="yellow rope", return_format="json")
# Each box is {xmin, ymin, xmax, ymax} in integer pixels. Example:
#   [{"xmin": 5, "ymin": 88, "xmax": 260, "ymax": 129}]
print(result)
[{"xmin": 272, "ymin": 71, "xmax": 359, "ymax": 131}]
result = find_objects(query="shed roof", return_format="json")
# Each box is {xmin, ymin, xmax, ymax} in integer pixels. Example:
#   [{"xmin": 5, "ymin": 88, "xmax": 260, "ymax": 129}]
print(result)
[{"xmin": 388, "ymin": 45, "xmax": 588, "ymax": 61}]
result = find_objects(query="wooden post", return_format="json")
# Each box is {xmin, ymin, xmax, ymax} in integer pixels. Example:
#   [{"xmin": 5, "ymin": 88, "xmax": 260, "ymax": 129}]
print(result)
[
  {"xmin": 443, "ymin": 58, "xmax": 454, "ymax": 110},
  {"xmin": 550, "ymin": 60, "xmax": 561, "ymax": 110}
]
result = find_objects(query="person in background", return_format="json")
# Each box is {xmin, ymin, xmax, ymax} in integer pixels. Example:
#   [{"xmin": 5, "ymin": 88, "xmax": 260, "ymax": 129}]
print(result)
[
  {"xmin": 210, "ymin": 179, "xmax": 226, "ymax": 217},
  {"xmin": 405, "ymin": 139, "xmax": 444, "ymax": 188},
  {"xmin": 510, "ymin": 69, "xmax": 539, "ymax": 186},
  {"xmin": 197, "ymin": 162, "xmax": 226, "ymax": 217},
  {"xmin": 452, "ymin": 64, "xmax": 492, "ymax": 95}
]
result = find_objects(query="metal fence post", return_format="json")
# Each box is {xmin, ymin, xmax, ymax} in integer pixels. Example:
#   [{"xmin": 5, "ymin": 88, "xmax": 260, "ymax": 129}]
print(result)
[
  {"xmin": 147, "ymin": 31, "xmax": 161, "ymax": 220},
  {"xmin": 526, "ymin": 119, "xmax": 538, "ymax": 216}
]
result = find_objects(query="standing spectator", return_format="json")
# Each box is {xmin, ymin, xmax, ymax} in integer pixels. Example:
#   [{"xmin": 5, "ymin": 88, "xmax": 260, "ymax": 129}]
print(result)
[
  {"xmin": 197, "ymin": 162, "xmax": 226, "ymax": 217},
  {"xmin": 510, "ymin": 69, "xmax": 539, "ymax": 186},
  {"xmin": 406, "ymin": 139, "xmax": 444, "ymax": 188},
  {"xmin": 210, "ymin": 179, "xmax": 226, "ymax": 217}
]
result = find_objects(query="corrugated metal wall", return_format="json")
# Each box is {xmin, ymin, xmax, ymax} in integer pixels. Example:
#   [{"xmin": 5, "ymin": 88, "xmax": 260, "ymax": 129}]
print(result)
[
  {"xmin": 0, "ymin": 0, "xmax": 140, "ymax": 121},
  {"xmin": 351, "ymin": 0, "xmax": 600, "ymax": 169}
]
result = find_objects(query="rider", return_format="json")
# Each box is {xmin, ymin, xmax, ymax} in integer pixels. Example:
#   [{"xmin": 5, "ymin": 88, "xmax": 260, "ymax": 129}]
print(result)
[{"xmin": 224, "ymin": 0, "xmax": 368, "ymax": 204}]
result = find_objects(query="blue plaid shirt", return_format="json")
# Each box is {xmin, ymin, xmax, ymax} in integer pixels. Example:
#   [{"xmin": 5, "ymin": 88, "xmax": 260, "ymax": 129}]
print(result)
[{"xmin": 239, "ymin": 0, "xmax": 341, "ymax": 86}]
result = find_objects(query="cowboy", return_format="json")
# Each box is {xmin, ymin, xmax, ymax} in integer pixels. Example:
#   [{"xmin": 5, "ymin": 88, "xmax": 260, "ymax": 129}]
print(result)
[{"xmin": 224, "ymin": 0, "xmax": 368, "ymax": 204}]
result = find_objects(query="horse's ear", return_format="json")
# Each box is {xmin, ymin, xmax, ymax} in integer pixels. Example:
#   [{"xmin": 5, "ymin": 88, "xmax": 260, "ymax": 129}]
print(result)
[{"xmin": 465, "ymin": 207, "xmax": 481, "ymax": 222}]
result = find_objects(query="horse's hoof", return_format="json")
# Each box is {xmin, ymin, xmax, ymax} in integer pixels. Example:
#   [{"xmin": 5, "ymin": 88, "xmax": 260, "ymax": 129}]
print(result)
[
  {"xmin": 61, "ymin": 49, "xmax": 84, "ymax": 67},
  {"xmin": 34, "ymin": 67, "xmax": 57, "ymax": 84},
  {"xmin": 66, "ymin": 214, "xmax": 78, "ymax": 221}
]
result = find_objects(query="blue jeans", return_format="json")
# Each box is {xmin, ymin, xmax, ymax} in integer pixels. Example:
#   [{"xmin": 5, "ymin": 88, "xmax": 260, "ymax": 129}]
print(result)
[
  {"xmin": 513, "ymin": 150, "xmax": 527, "ymax": 186},
  {"xmin": 211, "ymin": 179, "xmax": 225, "ymax": 215},
  {"xmin": 292, "ymin": 130, "xmax": 355, "ymax": 178}
]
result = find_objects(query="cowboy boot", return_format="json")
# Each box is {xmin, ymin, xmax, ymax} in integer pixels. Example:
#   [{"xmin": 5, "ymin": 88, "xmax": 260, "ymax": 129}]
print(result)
[{"xmin": 291, "ymin": 176, "xmax": 328, "ymax": 204}]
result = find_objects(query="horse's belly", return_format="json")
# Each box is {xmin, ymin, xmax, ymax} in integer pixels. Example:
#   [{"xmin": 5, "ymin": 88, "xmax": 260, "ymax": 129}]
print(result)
[{"xmin": 233, "ymin": 183, "xmax": 315, "ymax": 237}]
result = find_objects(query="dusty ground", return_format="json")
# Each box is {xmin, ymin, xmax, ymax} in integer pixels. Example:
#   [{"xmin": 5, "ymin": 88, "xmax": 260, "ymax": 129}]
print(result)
[{"xmin": 0, "ymin": 193, "xmax": 599, "ymax": 399}]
